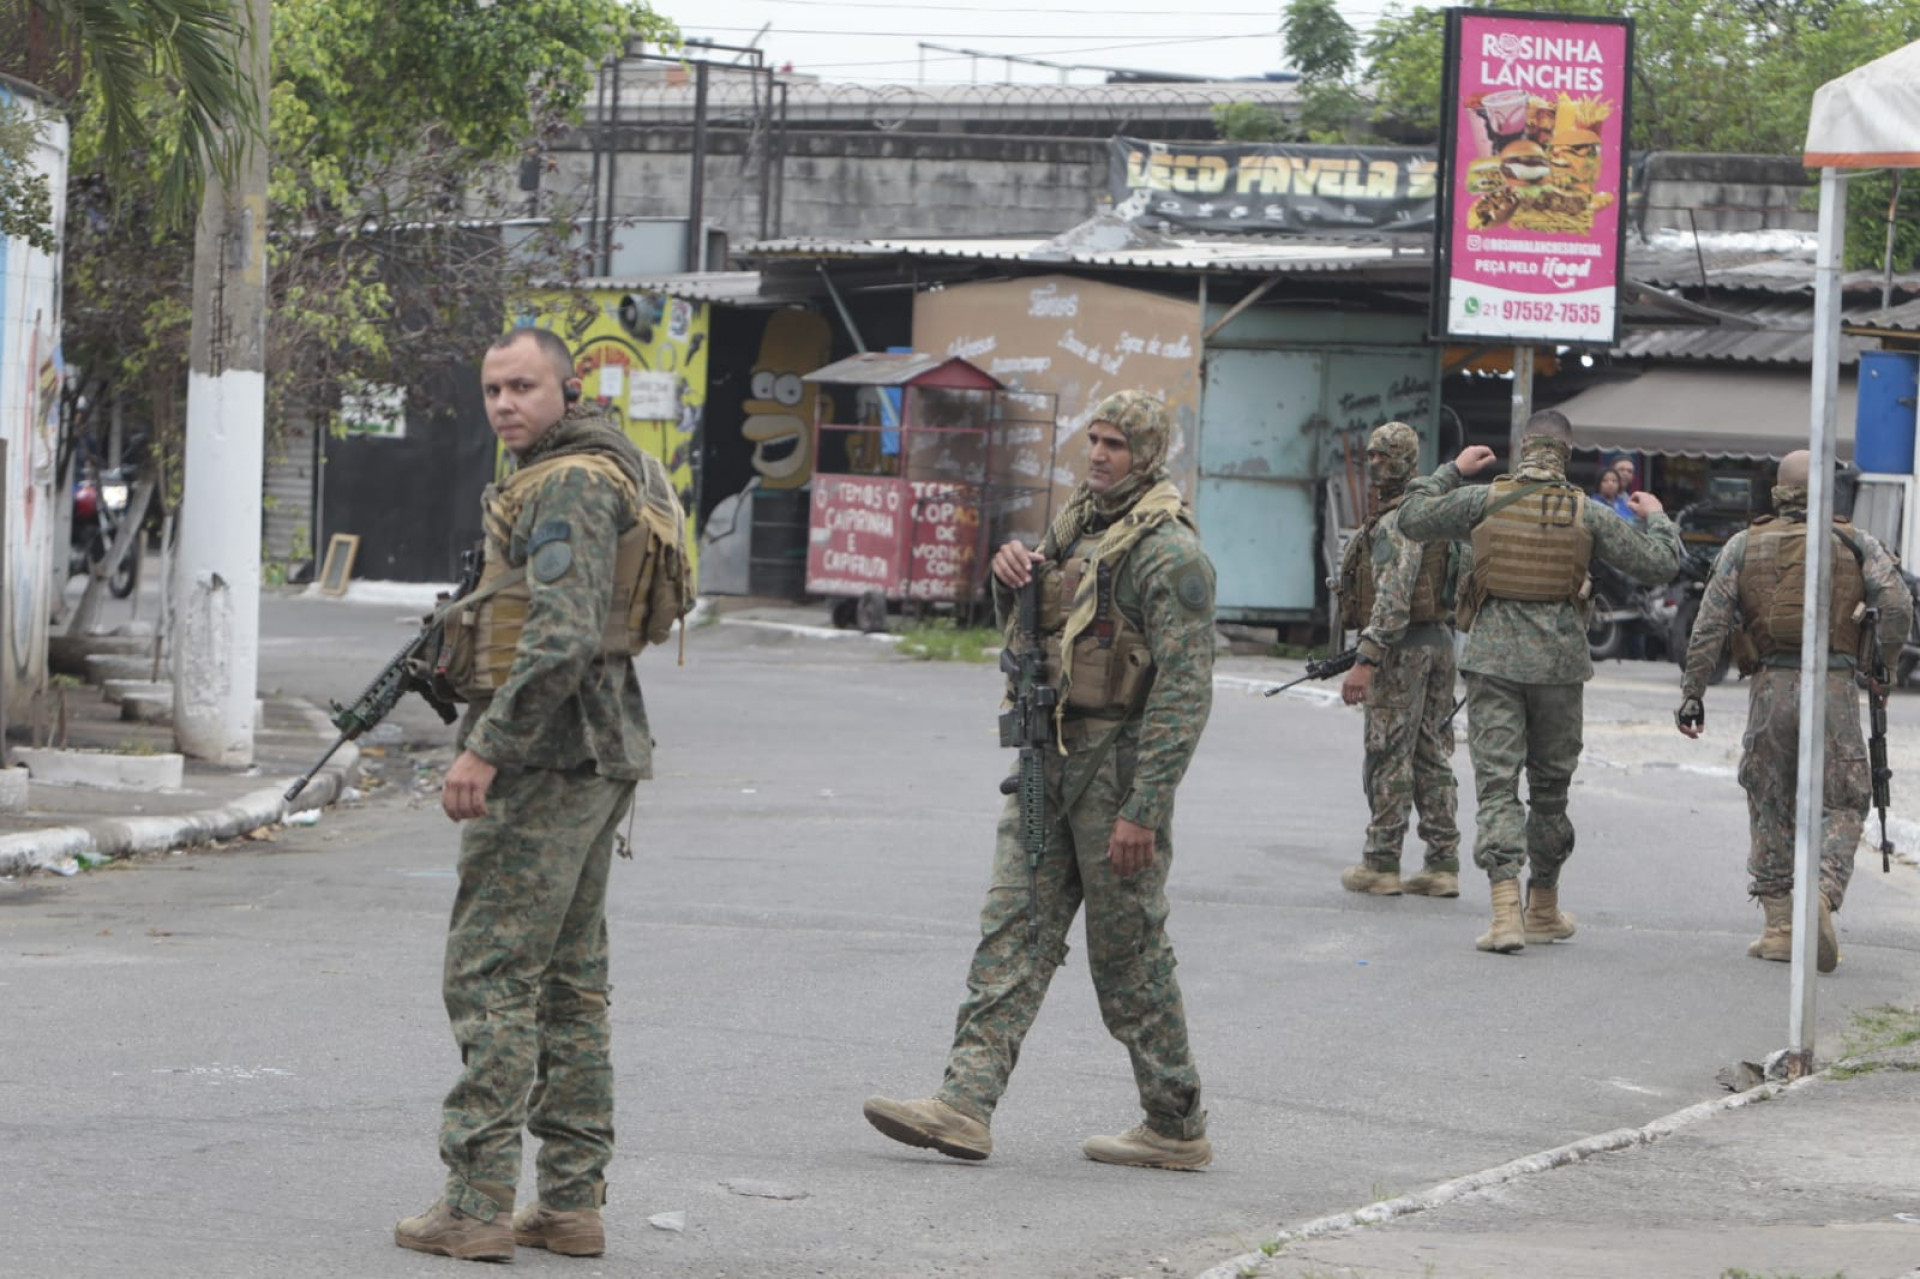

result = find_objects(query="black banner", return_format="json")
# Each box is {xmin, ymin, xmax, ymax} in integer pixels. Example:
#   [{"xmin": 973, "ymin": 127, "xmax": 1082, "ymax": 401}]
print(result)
[{"xmin": 1109, "ymin": 137, "xmax": 1439, "ymax": 235}]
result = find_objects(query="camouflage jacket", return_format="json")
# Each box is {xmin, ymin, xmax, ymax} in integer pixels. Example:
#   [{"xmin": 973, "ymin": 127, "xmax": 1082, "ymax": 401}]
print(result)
[
  {"xmin": 1681, "ymin": 523, "xmax": 1911, "ymax": 702},
  {"xmin": 996, "ymin": 519, "xmax": 1216, "ymax": 831},
  {"xmin": 1355, "ymin": 503, "xmax": 1469, "ymax": 665},
  {"xmin": 1397, "ymin": 461, "xmax": 1681, "ymax": 684},
  {"xmin": 460, "ymin": 406, "xmax": 654, "ymax": 781}
]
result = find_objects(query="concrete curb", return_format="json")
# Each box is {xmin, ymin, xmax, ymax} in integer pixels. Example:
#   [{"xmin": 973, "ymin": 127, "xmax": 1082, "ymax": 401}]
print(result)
[
  {"xmin": 1193, "ymin": 1071, "xmax": 1829, "ymax": 1279},
  {"xmin": 0, "ymin": 698, "xmax": 358, "ymax": 878}
]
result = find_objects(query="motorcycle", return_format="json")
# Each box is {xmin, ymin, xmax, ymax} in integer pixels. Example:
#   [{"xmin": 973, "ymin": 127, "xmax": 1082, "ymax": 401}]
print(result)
[
  {"xmin": 1586, "ymin": 554, "xmax": 1675, "ymax": 663},
  {"xmin": 1666, "ymin": 542, "xmax": 1733, "ymax": 686},
  {"xmin": 69, "ymin": 464, "xmax": 140, "ymax": 599}
]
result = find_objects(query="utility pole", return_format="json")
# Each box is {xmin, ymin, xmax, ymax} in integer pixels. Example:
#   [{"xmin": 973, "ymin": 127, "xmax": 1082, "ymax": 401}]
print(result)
[{"xmin": 173, "ymin": 0, "xmax": 269, "ymax": 765}]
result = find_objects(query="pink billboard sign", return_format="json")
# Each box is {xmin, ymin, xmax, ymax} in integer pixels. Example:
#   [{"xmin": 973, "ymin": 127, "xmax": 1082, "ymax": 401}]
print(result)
[{"xmin": 1435, "ymin": 10, "xmax": 1633, "ymax": 345}]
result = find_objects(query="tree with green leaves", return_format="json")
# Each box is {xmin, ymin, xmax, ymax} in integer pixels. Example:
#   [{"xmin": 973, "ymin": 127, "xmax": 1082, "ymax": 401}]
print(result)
[
  {"xmin": 59, "ymin": 0, "xmax": 674, "ymax": 532},
  {"xmin": 1, "ymin": 0, "xmax": 258, "ymax": 241},
  {"xmin": 1281, "ymin": 0, "xmax": 1371, "ymax": 143}
]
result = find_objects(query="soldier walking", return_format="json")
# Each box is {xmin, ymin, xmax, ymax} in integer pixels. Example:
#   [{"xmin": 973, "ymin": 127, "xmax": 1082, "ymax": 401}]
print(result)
[
  {"xmin": 863, "ymin": 391, "xmax": 1218, "ymax": 1170},
  {"xmin": 396, "ymin": 327, "xmax": 686, "ymax": 1261},
  {"xmin": 1337, "ymin": 421, "xmax": 1467, "ymax": 898},
  {"xmin": 1675, "ymin": 449, "xmax": 1910, "ymax": 971},
  {"xmin": 1397, "ymin": 411, "xmax": 1680, "ymax": 952}
]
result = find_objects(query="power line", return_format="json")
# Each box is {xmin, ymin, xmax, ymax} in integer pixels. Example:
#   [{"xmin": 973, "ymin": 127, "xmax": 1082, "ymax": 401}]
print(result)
[
  {"xmin": 794, "ymin": 30, "xmax": 1281, "ymax": 71},
  {"xmin": 682, "ymin": 24, "xmax": 1274, "ymax": 38},
  {"xmin": 713, "ymin": 0, "xmax": 1284, "ymax": 10}
]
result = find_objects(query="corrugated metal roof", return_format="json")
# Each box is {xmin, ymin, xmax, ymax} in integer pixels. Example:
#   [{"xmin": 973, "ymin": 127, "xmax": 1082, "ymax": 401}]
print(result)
[
  {"xmin": 1845, "ymin": 296, "xmax": 1920, "ymax": 333},
  {"xmin": 748, "ymin": 233, "xmax": 1426, "ymax": 276},
  {"xmin": 1626, "ymin": 242, "xmax": 1920, "ymax": 295},
  {"xmin": 573, "ymin": 271, "xmax": 779, "ymax": 305},
  {"xmin": 1613, "ymin": 294, "xmax": 1882, "ymax": 366},
  {"xmin": 802, "ymin": 351, "xmax": 1000, "ymax": 387}
]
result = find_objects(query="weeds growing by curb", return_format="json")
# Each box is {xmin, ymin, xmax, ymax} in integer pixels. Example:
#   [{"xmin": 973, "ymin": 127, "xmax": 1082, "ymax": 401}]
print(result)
[{"xmin": 896, "ymin": 621, "xmax": 1000, "ymax": 663}]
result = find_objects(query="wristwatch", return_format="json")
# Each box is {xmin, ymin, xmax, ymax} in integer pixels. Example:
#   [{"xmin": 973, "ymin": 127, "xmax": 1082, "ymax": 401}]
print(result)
[{"xmin": 1355, "ymin": 653, "xmax": 1378, "ymax": 668}]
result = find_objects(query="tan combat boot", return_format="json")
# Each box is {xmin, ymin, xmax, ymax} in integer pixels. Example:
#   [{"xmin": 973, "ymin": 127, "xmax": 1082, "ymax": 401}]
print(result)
[
  {"xmin": 1748, "ymin": 895, "xmax": 1792, "ymax": 962},
  {"xmin": 1340, "ymin": 865, "xmax": 1403, "ymax": 895},
  {"xmin": 1522, "ymin": 881, "xmax": 1577, "ymax": 943},
  {"xmin": 1475, "ymin": 878, "xmax": 1525, "ymax": 954},
  {"xmin": 1816, "ymin": 893, "xmax": 1839, "ymax": 974},
  {"xmin": 862, "ymin": 1095, "xmax": 992, "ymax": 1161},
  {"xmin": 1402, "ymin": 868, "xmax": 1460, "ymax": 898},
  {"xmin": 1082, "ymin": 1123, "xmax": 1212, "ymax": 1170},
  {"xmin": 395, "ymin": 1183, "xmax": 515, "ymax": 1262},
  {"xmin": 512, "ymin": 1199, "xmax": 605, "ymax": 1257}
]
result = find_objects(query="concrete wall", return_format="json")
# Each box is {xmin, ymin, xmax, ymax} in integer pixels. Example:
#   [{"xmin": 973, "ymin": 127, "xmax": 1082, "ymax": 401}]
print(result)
[
  {"xmin": 547, "ymin": 129, "xmax": 1108, "ymax": 244},
  {"xmin": 1639, "ymin": 152, "xmax": 1816, "ymax": 234}
]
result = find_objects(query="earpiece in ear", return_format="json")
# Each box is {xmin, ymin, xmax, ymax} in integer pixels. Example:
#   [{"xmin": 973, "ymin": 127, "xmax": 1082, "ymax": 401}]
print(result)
[{"xmin": 564, "ymin": 384, "xmax": 582, "ymax": 403}]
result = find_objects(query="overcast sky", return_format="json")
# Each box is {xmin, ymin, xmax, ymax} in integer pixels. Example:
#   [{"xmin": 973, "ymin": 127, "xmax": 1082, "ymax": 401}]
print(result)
[{"xmin": 654, "ymin": 0, "xmax": 1401, "ymax": 85}]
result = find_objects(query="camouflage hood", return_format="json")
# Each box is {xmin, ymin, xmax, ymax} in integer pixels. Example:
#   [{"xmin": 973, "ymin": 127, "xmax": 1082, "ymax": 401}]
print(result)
[
  {"xmin": 1366, "ymin": 421, "xmax": 1420, "ymax": 498},
  {"xmin": 517, "ymin": 402, "xmax": 650, "ymax": 493},
  {"xmin": 1043, "ymin": 390, "xmax": 1177, "ymax": 555},
  {"xmin": 1514, "ymin": 432, "xmax": 1572, "ymax": 482}
]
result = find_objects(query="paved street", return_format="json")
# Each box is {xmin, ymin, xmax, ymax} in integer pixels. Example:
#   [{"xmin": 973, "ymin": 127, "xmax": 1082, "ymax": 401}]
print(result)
[{"xmin": 5, "ymin": 590, "xmax": 1920, "ymax": 1278}]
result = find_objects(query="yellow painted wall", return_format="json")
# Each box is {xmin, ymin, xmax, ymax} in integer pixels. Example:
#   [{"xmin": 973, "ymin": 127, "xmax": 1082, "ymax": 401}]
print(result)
[{"xmin": 516, "ymin": 290, "xmax": 709, "ymax": 576}]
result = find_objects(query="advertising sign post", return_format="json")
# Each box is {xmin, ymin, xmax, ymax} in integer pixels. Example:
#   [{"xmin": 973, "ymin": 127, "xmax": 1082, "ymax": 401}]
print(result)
[{"xmin": 1433, "ymin": 9, "xmax": 1634, "ymax": 356}]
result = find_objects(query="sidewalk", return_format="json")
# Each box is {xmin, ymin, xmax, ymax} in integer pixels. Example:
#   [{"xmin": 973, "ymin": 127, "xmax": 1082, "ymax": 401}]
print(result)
[
  {"xmin": 1202, "ymin": 1040, "xmax": 1920, "ymax": 1279},
  {"xmin": 0, "ymin": 676, "xmax": 357, "ymax": 877}
]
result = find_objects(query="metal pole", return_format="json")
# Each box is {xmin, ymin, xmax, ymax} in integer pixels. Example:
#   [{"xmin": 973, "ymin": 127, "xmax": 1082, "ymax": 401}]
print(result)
[
  {"xmin": 603, "ymin": 53, "xmax": 621, "ymax": 276},
  {"xmin": 174, "ymin": 0, "xmax": 269, "ymax": 765},
  {"xmin": 587, "ymin": 57, "xmax": 605, "ymax": 273},
  {"xmin": 1788, "ymin": 166, "xmax": 1849, "ymax": 1066},
  {"xmin": 688, "ymin": 59, "xmax": 710, "ymax": 272},
  {"xmin": 1509, "ymin": 345, "xmax": 1535, "ymax": 461}
]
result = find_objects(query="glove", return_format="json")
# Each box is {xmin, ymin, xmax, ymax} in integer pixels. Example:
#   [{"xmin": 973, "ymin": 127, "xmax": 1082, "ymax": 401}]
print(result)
[{"xmin": 1675, "ymin": 696, "xmax": 1704, "ymax": 733}]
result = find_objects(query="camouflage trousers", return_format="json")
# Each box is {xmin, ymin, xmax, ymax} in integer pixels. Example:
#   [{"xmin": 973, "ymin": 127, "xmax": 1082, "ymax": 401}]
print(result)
[
  {"xmin": 1360, "ymin": 640, "xmax": 1460, "ymax": 872},
  {"xmin": 1461, "ymin": 673, "xmax": 1583, "ymax": 885},
  {"xmin": 438, "ymin": 763, "xmax": 634, "ymax": 1219},
  {"xmin": 1739, "ymin": 667, "xmax": 1869, "ymax": 906},
  {"xmin": 938, "ymin": 722, "xmax": 1206, "ymax": 1140}
]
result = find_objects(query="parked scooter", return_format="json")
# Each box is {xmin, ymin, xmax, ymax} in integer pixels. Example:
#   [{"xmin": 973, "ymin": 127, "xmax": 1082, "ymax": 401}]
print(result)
[
  {"xmin": 69, "ymin": 464, "xmax": 140, "ymax": 599},
  {"xmin": 1586, "ymin": 555, "xmax": 1675, "ymax": 663}
]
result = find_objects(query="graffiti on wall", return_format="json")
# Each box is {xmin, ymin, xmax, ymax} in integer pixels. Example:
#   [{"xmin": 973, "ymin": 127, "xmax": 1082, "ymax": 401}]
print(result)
[
  {"xmin": 742, "ymin": 309, "xmax": 832, "ymax": 491},
  {"xmin": 516, "ymin": 290, "xmax": 709, "ymax": 577},
  {"xmin": 0, "ymin": 87, "xmax": 68, "ymax": 718},
  {"xmin": 911, "ymin": 273, "xmax": 1202, "ymax": 539}
]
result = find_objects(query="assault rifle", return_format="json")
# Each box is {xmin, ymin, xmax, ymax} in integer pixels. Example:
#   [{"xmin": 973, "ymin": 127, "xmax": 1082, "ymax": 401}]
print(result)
[
  {"xmin": 1860, "ymin": 605, "xmax": 1896, "ymax": 873},
  {"xmin": 1263, "ymin": 647, "xmax": 1359, "ymax": 697},
  {"xmin": 284, "ymin": 549, "xmax": 479, "ymax": 804},
  {"xmin": 998, "ymin": 577, "xmax": 1057, "ymax": 945}
]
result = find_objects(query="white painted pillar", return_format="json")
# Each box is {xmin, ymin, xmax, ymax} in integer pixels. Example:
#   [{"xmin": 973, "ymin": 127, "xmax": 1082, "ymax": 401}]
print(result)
[
  {"xmin": 1789, "ymin": 166, "xmax": 1848, "ymax": 1059},
  {"xmin": 173, "ymin": 0, "xmax": 269, "ymax": 765}
]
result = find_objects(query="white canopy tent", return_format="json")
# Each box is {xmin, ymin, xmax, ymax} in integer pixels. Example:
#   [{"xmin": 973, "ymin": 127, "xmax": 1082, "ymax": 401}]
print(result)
[{"xmin": 1789, "ymin": 41, "xmax": 1920, "ymax": 1065}]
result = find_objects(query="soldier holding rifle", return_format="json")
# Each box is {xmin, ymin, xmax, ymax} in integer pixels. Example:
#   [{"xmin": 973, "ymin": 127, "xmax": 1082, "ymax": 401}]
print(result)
[
  {"xmin": 1675, "ymin": 449, "xmax": 1910, "ymax": 972},
  {"xmin": 863, "ymin": 391, "xmax": 1218, "ymax": 1170}
]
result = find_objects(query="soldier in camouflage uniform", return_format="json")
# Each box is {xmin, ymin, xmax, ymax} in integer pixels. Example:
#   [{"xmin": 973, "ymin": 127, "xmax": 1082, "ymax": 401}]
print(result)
[
  {"xmin": 397, "ymin": 328, "xmax": 657, "ymax": 1261},
  {"xmin": 863, "ymin": 390, "xmax": 1217, "ymax": 1170},
  {"xmin": 1397, "ymin": 411, "xmax": 1680, "ymax": 953},
  {"xmin": 1337, "ymin": 421, "xmax": 1466, "ymax": 899},
  {"xmin": 1676, "ymin": 449, "xmax": 1910, "ymax": 973}
]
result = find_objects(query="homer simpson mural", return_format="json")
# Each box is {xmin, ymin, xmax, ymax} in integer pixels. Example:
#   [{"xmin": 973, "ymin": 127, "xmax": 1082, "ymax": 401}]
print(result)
[
  {"xmin": 516, "ymin": 289, "xmax": 709, "ymax": 579},
  {"xmin": 699, "ymin": 309, "xmax": 833, "ymax": 594}
]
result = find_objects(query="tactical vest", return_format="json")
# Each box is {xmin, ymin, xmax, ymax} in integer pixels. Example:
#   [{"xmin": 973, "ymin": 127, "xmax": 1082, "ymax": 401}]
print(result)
[
  {"xmin": 1736, "ymin": 515, "xmax": 1865, "ymax": 663},
  {"xmin": 437, "ymin": 450, "xmax": 690, "ymax": 701},
  {"xmin": 1036, "ymin": 540, "xmax": 1155, "ymax": 719},
  {"xmin": 1338, "ymin": 505, "xmax": 1448, "ymax": 631},
  {"xmin": 1463, "ymin": 477, "xmax": 1592, "ymax": 626}
]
